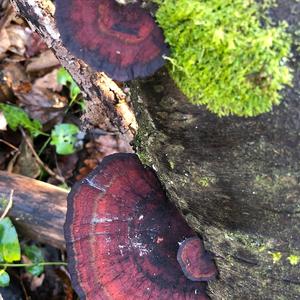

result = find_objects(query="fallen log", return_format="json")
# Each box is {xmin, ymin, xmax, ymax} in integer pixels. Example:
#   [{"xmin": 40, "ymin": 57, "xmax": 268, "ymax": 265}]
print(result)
[{"xmin": 0, "ymin": 171, "xmax": 67, "ymax": 249}]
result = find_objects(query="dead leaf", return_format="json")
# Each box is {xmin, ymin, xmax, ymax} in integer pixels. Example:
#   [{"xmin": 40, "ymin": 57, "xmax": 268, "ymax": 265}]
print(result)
[
  {"xmin": 56, "ymin": 153, "xmax": 78, "ymax": 179},
  {"xmin": 34, "ymin": 69, "xmax": 62, "ymax": 92},
  {"xmin": 6, "ymin": 24, "xmax": 30, "ymax": 56},
  {"xmin": 77, "ymin": 134, "xmax": 132, "ymax": 179},
  {"xmin": 25, "ymin": 31, "xmax": 48, "ymax": 57},
  {"xmin": 26, "ymin": 49, "xmax": 60, "ymax": 72},
  {"xmin": 30, "ymin": 273, "xmax": 45, "ymax": 291},
  {"xmin": 1, "ymin": 64, "xmax": 67, "ymax": 125},
  {"xmin": 55, "ymin": 268, "xmax": 75, "ymax": 300},
  {"xmin": 12, "ymin": 137, "xmax": 40, "ymax": 178},
  {"xmin": 17, "ymin": 69, "xmax": 67, "ymax": 125},
  {"xmin": 0, "ymin": 29, "xmax": 11, "ymax": 56},
  {"xmin": 1, "ymin": 62, "xmax": 30, "ymax": 92}
]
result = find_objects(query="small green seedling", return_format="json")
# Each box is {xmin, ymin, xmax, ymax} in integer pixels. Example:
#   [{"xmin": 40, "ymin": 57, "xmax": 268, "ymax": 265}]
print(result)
[
  {"xmin": 50, "ymin": 123, "xmax": 80, "ymax": 155},
  {"xmin": 23, "ymin": 244, "xmax": 45, "ymax": 276},
  {"xmin": 57, "ymin": 68, "xmax": 84, "ymax": 109}
]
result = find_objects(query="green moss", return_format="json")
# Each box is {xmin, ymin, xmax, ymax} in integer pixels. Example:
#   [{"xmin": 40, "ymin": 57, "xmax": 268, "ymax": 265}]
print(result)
[
  {"xmin": 155, "ymin": 0, "xmax": 293, "ymax": 117},
  {"xmin": 254, "ymin": 173, "xmax": 298, "ymax": 193},
  {"xmin": 287, "ymin": 255, "xmax": 300, "ymax": 266},
  {"xmin": 196, "ymin": 176, "xmax": 215, "ymax": 187},
  {"xmin": 271, "ymin": 251, "xmax": 282, "ymax": 263}
]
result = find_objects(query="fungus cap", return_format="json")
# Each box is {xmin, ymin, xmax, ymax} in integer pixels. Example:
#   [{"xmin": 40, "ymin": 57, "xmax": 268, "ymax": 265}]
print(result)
[
  {"xmin": 177, "ymin": 237, "xmax": 217, "ymax": 282},
  {"xmin": 55, "ymin": 0, "xmax": 169, "ymax": 81},
  {"xmin": 65, "ymin": 153, "xmax": 217, "ymax": 299}
]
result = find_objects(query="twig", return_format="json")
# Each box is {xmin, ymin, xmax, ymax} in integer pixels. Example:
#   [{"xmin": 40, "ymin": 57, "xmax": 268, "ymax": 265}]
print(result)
[
  {"xmin": 0, "ymin": 261, "xmax": 68, "ymax": 267},
  {"xmin": 0, "ymin": 189, "xmax": 13, "ymax": 220},
  {"xmin": 0, "ymin": 139, "xmax": 19, "ymax": 151},
  {"xmin": 19, "ymin": 128, "xmax": 65, "ymax": 183}
]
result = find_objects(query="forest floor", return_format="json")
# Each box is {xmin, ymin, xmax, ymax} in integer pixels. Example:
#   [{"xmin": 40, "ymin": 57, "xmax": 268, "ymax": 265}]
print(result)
[{"xmin": 0, "ymin": 1, "xmax": 131, "ymax": 298}]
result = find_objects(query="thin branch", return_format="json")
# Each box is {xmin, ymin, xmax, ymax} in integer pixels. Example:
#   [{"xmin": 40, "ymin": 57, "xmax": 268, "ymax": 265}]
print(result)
[
  {"xmin": 0, "ymin": 139, "xmax": 19, "ymax": 151},
  {"xmin": 0, "ymin": 261, "xmax": 68, "ymax": 267},
  {"xmin": 0, "ymin": 189, "xmax": 14, "ymax": 220},
  {"xmin": 19, "ymin": 128, "xmax": 65, "ymax": 183}
]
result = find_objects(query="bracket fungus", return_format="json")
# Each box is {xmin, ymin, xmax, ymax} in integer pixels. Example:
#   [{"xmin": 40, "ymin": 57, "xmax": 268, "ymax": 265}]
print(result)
[
  {"xmin": 55, "ymin": 0, "xmax": 169, "ymax": 81},
  {"xmin": 65, "ymin": 153, "xmax": 217, "ymax": 299}
]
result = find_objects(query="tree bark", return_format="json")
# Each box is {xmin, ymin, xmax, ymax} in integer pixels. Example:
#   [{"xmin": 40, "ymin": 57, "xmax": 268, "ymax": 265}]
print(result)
[
  {"xmin": 0, "ymin": 171, "xmax": 67, "ymax": 249},
  {"xmin": 130, "ymin": 1, "xmax": 300, "ymax": 297},
  {"xmin": 10, "ymin": 0, "xmax": 300, "ymax": 299}
]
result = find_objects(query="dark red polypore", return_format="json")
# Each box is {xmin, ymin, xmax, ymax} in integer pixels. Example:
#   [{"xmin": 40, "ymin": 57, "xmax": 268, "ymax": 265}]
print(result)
[
  {"xmin": 65, "ymin": 153, "xmax": 217, "ymax": 299},
  {"xmin": 55, "ymin": 0, "xmax": 169, "ymax": 81},
  {"xmin": 177, "ymin": 237, "xmax": 217, "ymax": 282}
]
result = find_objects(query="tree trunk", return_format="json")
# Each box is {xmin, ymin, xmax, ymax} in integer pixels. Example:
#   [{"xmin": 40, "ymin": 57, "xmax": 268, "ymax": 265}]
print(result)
[{"xmin": 10, "ymin": 0, "xmax": 300, "ymax": 299}]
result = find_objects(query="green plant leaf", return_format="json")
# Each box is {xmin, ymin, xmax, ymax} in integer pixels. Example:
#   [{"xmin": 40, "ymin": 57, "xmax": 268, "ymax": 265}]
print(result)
[
  {"xmin": 0, "ymin": 104, "xmax": 43, "ymax": 137},
  {"xmin": 70, "ymin": 82, "xmax": 81, "ymax": 101},
  {"xmin": 57, "ymin": 67, "xmax": 81, "ymax": 102},
  {"xmin": 0, "ymin": 270, "xmax": 10, "ymax": 287},
  {"xmin": 50, "ymin": 123, "xmax": 80, "ymax": 155},
  {"xmin": 57, "ymin": 67, "xmax": 73, "ymax": 86},
  {"xmin": 23, "ymin": 245, "xmax": 44, "ymax": 276},
  {"xmin": 0, "ymin": 218, "xmax": 21, "ymax": 263}
]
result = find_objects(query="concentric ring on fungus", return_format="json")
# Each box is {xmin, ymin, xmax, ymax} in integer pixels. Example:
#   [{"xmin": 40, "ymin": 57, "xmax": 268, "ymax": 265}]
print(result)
[
  {"xmin": 55, "ymin": 0, "xmax": 169, "ymax": 81},
  {"xmin": 65, "ymin": 153, "xmax": 217, "ymax": 299}
]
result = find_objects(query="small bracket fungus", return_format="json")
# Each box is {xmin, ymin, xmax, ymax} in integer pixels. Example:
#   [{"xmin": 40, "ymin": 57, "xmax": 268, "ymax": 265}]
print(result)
[
  {"xmin": 177, "ymin": 237, "xmax": 217, "ymax": 282},
  {"xmin": 55, "ymin": 0, "xmax": 169, "ymax": 81},
  {"xmin": 65, "ymin": 153, "xmax": 217, "ymax": 299}
]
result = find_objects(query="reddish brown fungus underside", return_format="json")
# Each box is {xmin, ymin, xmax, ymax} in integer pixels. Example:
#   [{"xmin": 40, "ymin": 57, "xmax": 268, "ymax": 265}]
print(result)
[
  {"xmin": 65, "ymin": 153, "xmax": 217, "ymax": 299},
  {"xmin": 55, "ymin": 0, "xmax": 169, "ymax": 81},
  {"xmin": 177, "ymin": 237, "xmax": 217, "ymax": 282}
]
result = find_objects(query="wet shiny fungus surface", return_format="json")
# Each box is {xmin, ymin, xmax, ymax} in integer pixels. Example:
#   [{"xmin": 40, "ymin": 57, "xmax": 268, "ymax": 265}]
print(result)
[
  {"xmin": 64, "ymin": 153, "xmax": 216, "ymax": 299},
  {"xmin": 177, "ymin": 237, "xmax": 217, "ymax": 282},
  {"xmin": 55, "ymin": 0, "xmax": 169, "ymax": 81}
]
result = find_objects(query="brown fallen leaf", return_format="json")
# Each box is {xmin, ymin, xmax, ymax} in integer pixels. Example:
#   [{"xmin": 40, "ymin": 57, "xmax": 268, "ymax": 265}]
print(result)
[
  {"xmin": 26, "ymin": 49, "xmax": 60, "ymax": 72},
  {"xmin": 0, "ymin": 28, "xmax": 11, "ymax": 57},
  {"xmin": 25, "ymin": 31, "xmax": 48, "ymax": 57},
  {"xmin": 77, "ymin": 134, "xmax": 132, "ymax": 179},
  {"xmin": 1, "ymin": 64, "xmax": 67, "ymax": 125},
  {"xmin": 11, "ymin": 136, "xmax": 41, "ymax": 178},
  {"xmin": 34, "ymin": 68, "xmax": 62, "ymax": 92},
  {"xmin": 56, "ymin": 153, "xmax": 79, "ymax": 179},
  {"xmin": 17, "ymin": 69, "xmax": 67, "ymax": 125},
  {"xmin": 6, "ymin": 24, "xmax": 30, "ymax": 56},
  {"xmin": 1, "ymin": 62, "xmax": 30, "ymax": 93}
]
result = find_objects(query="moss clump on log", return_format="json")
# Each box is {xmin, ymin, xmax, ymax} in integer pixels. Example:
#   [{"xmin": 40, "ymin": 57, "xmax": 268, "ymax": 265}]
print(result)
[{"xmin": 155, "ymin": 0, "xmax": 292, "ymax": 117}]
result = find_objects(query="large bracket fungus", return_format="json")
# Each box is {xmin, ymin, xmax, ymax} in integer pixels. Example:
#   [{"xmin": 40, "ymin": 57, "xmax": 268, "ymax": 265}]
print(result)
[
  {"xmin": 65, "ymin": 153, "xmax": 217, "ymax": 299},
  {"xmin": 55, "ymin": 0, "xmax": 169, "ymax": 81}
]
